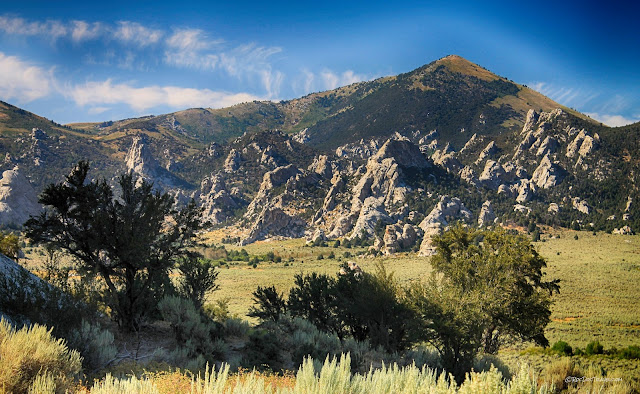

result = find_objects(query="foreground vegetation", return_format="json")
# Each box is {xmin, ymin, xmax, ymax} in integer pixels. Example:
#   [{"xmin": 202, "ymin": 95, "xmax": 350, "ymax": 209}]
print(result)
[{"xmin": 3, "ymin": 163, "xmax": 639, "ymax": 392}]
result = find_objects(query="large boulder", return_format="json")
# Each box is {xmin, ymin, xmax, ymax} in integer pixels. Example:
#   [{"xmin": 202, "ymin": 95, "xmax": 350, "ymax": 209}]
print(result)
[
  {"xmin": 383, "ymin": 223, "xmax": 420, "ymax": 254},
  {"xmin": 0, "ymin": 167, "xmax": 41, "ymax": 227},
  {"xmin": 572, "ymin": 197, "xmax": 591, "ymax": 215}
]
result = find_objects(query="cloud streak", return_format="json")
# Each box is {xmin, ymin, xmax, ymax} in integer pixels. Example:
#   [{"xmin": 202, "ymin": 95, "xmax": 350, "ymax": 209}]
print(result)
[
  {"xmin": 529, "ymin": 81, "xmax": 599, "ymax": 109},
  {"xmin": 67, "ymin": 79, "xmax": 261, "ymax": 112}
]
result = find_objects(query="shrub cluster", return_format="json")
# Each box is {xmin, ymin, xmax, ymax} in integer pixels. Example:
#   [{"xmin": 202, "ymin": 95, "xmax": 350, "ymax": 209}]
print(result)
[{"xmin": 0, "ymin": 318, "xmax": 82, "ymax": 393}]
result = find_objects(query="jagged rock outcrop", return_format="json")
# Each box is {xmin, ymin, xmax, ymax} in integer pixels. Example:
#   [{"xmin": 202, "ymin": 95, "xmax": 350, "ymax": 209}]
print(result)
[
  {"xmin": 383, "ymin": 223, "xmax": 420, "ymax": 254},
  {"xmin": 125, "ymin": 135, "xmax": 158, "ymax": 178},
  {"xmin": 197, "ymin": 175, "xmax": 239, "ymax": 225},
  {"xmin": 224, "ymin": 149, "xmax": 241, "ymax": 173},
  {"xmin": 307, "ymin": 228, "xmax": 327, "ymax": 244},
  {"xmin": 567, "ymin": 130, "xmax": 599, "ymax": 158},
  {"xmin": 514, "ymin": 179, "xmax": 536, "ymax": 203},
  {"xmin": 460, "ymin": 133, "xmax": 480, "ymax": 153},
  {"xmin": 536, "ymin": 136, "xmax": 559, "ymax": 157},
  {"xmin": 308, "ymin": 155, "xmax": 333, "ymax": 178},
  {"xmin": 241, "ymin": 207, "xmax": 306, "ymax": 245},
  {"xmin": 479, "ymin": 160, "xmax": 507, "ymax": 190},
  {"xmin": 432, "ymin": 143, "xmax": 461, "ymax": 173},
  {"xmin": 418, "ymin": 196, "xmax": 472, "ymax": 256},
  {"xmin": 350, "ymin": 138, "xmax": 428, "ymax": 212},
  {"xmin": 475, "ymin": 141, "xmax": 499, "ymax": 164},
  {"xmin": 208, "ymin": 142, "xmax": 221, "ymax": 157},
  {"xmin": 374, "ymin": 138, "xmax": 430, "ymax": 169},
  {"xmin": 548, "ymin": 203, "xmax": 560, "ymax": 214},
  {"xmin": 349, "ymin": 197, "xmax": 392, "ymax": 240},
  {"xmin": 293, "ymin": 128, "xmax": 311, "ymax": 144},
  {"xmin": 477, "ymin": 200, "xmax": 497, "ymax": 227},
  {"xmin": 124, "ymin": 135, "xmax": 187, "ymax": 189},
  {"xmin": 521, "ymin": 109, "xmax": 540, "ymax": 135},
  {"xmin": 313, "ymin": 173, "xmax": 345, "ymax": 222},
  {"xmin": 459, "ymin": 166, "xmax": 480, "ymax": 188},
  {"xmin": 260, "ymin": 146, "xmax": 285, "ymax": 168},
  {"xmin": 246, "ymin": 165, "xmax": 300, "ymax": 218},
  {"xmin": 531, "ymin": 155, "xmax": 566, "ymax": 189},
  {"xmin": 335, "ymin": 139, "xmax": 383, "ymax": 160},
  {"xmin": 0, "ymin": 167, "xmax": 42, "ymax": 227}
]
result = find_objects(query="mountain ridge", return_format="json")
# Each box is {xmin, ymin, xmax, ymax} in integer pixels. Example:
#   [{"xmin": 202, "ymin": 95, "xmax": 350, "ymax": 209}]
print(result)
[{"xmin": 1, "ymin": 55, "xmax": 639, "ymax": 248}]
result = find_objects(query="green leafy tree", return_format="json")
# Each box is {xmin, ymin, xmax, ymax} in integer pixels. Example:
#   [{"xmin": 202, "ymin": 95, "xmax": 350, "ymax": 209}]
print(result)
[
  {"xmin": 248, "ymin": 285, "xmax": 287, "ymax": 322},
  {"xmin": 25, "ymin": 161, "xmax": 204, "ymax": 331},
  {"xmin": 0, "ymin": 232, "xmax": 21, "ymax": 261},
  {"xmin": 407, "ymin": 224, "xmax": 559, "ymax": 382}
]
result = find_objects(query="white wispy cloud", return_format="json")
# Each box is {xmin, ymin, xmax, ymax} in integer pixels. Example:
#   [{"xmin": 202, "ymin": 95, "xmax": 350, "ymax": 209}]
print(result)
[
  {"xmin": 0, "ymin": 14, "xmax": 284, "ymax": 97},
  {"xmin": 164, "ymin": 28, "xmax": 222, "ymax": 69},
  {"xmin": 0, "ymin": 52, "xmax": 52, "ymax": 102},
  {"xmin": 0, "ymin": 15, "xmax": 67, "ymax": 39},
  {"xmin": 67, "ymin": 79, "xmax": 261, "ymax": 112},
  {"xmin": 584, "ymin": 112, "xmax": 639, "ymax": 127},
  {"xmin": 71, "ymin": 20, "xmax": 103, "ymax": 42},
  {"xmin": 113, "ymin": 21, "xmax": 163, "ymax": 47}
]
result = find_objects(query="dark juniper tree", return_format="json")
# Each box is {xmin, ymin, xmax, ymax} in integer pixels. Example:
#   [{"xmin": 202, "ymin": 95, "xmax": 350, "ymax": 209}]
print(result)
[{"xmin": 25, "ymin": 161, "xmax": 205, "ymax": 331}]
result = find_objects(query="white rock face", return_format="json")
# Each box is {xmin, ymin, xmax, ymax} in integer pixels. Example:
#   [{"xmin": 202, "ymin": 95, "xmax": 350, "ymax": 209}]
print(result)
[
  {"xmin": 349, "ymin": 197, "xmax": 392, "ymax": 240},
  {"xmin": 478, "ymin": 200, "xmax": 497, "ymax": 227},
  {"xmin": 479, "ymin": 160, "xmax": 506, "ymax": 190},
  {"xmin": 0, "ymin": 167, "xmax": 41, "ymax": 227},
  {"xmin": 224, "ymin": 149, "xmax": 241, "ymax": 173},
  {"xmin": 531, "ymin": 155, "xmax": 565, "ymax": 189},
  {"xmin": 125, "ymin": 135, "xmax": 158, "ymax": 178}
]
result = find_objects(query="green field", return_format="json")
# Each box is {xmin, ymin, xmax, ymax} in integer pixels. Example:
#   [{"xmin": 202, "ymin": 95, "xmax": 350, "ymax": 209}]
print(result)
[{"xmin": 208, "ymin": 231, "xmax": 640, "ymax": 350}]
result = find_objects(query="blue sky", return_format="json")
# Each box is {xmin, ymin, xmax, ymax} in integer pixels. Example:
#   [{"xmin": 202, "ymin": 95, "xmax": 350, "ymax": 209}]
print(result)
[{"xmin": 0, "ymin": 0, "xmax": 638, "ymax": 126}]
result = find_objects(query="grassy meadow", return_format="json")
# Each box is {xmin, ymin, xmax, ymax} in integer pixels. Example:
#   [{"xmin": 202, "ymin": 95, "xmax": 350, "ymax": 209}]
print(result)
[{"xmin": 206, "ymin": 230, "xmax": 640, "ymax": 349}]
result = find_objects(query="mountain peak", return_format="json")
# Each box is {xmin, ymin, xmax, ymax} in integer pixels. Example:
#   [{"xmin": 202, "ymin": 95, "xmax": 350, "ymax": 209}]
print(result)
[{"xmin": 434, "ymin": 55, "xmax": 500, "ymax": 81}]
